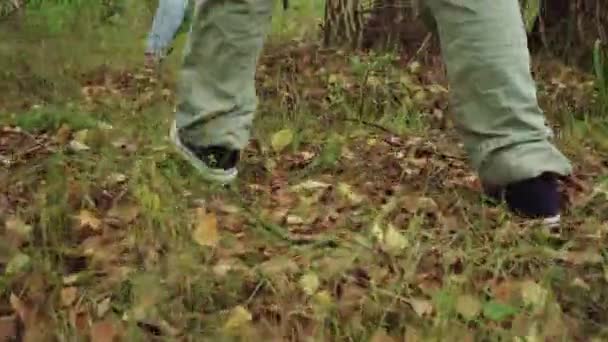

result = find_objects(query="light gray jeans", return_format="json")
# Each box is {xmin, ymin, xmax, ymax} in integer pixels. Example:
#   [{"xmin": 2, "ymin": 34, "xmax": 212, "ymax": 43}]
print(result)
[{"xmin": 146, "ymin": 0, "xmax": 189, "ymax": 58}]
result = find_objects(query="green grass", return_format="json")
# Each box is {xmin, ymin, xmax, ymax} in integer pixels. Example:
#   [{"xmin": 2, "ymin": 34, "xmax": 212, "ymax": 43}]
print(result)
[{"xmin": 1, "ymin": 1, "xmax": 608, "ymax": 341}]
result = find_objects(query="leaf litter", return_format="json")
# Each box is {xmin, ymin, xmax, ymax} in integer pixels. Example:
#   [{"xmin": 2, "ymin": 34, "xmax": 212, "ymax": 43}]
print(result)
[{"xmin": 0, "ymin": 40, "xmax": 606, "ymax": 341}]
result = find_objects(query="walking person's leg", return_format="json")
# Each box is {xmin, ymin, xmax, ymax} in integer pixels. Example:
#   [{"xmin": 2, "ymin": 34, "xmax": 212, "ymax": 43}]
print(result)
[
  {"xmin": 146, "ymin": 0, "xmax": 189, "ymax": 63},
  {"xmin": 170, "ymin": 0, "xmax": 274, "ymax": 183},
  {"xmin": 424, "ymin": 0, "xmax": 572, "ymax": 223}
]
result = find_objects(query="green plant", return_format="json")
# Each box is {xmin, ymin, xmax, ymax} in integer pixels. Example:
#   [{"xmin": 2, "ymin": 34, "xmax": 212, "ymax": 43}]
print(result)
[{"xmin": 593, "ymin": 40, "xmax": 608, "ymax": 116}]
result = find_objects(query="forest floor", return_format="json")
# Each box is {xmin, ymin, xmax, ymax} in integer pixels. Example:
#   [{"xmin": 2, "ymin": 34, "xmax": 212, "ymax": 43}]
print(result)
[{"xmin": 1, "ymin": 3, "xmax": 608, "ymax": 341}]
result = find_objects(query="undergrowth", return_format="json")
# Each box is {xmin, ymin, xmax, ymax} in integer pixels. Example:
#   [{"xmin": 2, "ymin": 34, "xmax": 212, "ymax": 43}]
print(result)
[{"xmin": 0, "ymin": 1, "xmax": 607, "ymax": 341}]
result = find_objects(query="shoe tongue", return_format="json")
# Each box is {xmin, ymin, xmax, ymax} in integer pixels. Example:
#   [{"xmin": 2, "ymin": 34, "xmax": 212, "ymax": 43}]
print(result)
[{"xmin": 199, "ymin": 146, "xmax": 238, "ymax": 170}]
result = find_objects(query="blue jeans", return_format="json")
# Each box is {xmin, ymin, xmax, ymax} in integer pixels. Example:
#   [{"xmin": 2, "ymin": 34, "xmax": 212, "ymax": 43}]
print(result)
[{"xmin": 146, "ymin": 0, "xmax": 189, "ymax": 58}]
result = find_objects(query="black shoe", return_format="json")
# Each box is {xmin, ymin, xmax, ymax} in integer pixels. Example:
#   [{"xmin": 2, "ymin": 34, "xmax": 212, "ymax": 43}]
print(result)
[
  {"xmin": 170, "ymin": 121, "xmax": 239, "ymax": 184},
  {"xmin": 484, "ymin": 173, "xmax": 561, "ymax": 227}
]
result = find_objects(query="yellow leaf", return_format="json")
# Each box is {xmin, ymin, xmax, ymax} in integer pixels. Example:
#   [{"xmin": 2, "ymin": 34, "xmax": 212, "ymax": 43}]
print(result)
[
  {"xmin": 68, "ymin": 140, "xmax": 91, "ymax": 152},
  {"xmin": 455, "ymin": 294, "xmax": 482, "ymax": 320},
  {"xmin": 5, "ymin": 253, "xmax": 31, "ymax": 275},
  {"xmin": 383, "ymin": 224, "xmax": 409, "ymax": 253},
  {"xmin": 192, "ymin": 208, "xmax": 219, "ymax": 247},
  {"xmin": 520, "ymin": 280, "xmax": 548, "ymax": 309},
  {"xmin": 60, "ymin": 287, "xmax": 78, "ymax": 307},
  {"xmin": 74, "ymin": 210, "xmax": 102, "ymax": 231},
  {"xmin": 271, "ymin": 129, "xmax": 294, "ymax": 153},
  {"xmin": 299, "ymin": 272, "xmax": 320, "ymax": 296},
  {"xmin": 409, "ymin": 298, "xmax": 433, "ymax": 317},
  {"xmin": 73, "ymin": 129, "xmax": 88, "ymax": 144},
  {"xmin": 223, "ymin": 306, "xmax": 252, "ymax": 332},
  {"xmin": 337, "ymin": 182, "xmax": 364, "ymax": 205},
  {"xmin": 312, "ymin": 290, "xmax": 333, "ymax": 317}
]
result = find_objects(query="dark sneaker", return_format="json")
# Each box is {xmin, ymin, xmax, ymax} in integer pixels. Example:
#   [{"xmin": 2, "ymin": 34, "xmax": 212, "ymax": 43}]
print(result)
[
  {"xmin": 484, "ymin": 173, "xmax": 561, "ymax": 227},
  {"xmin": 170, "ymin": 121, "xmax": 239, "ymax": 184}
]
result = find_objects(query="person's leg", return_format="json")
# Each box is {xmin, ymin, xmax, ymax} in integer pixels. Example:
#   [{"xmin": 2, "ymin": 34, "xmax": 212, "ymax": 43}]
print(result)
[
  {"xmin": 146, "ymin": 0, "xmax": 189, "ymax": 61},
  {"xmin": 424, "ymin": 0, "xmax": 572, "ymax": 221},
  {"xmin": 171, "ymin": 0, "xmax": 274, "ymax": 183}
]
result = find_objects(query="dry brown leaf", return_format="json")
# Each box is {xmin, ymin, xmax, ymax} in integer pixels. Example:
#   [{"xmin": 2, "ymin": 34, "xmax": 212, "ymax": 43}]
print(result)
[
  {"xmin": 559, "ymin": 250, "xmax": 603, "ymax": 265},
  {"xmin": 74, "ymin": 210, "xmax": 102, "ymax": 231},
  {"xmin": 259, "ymin": 257, "xmax": 299, "ymax": 277},
  {"xmin": 69, "ymin": 309, "xmax": 90, "ymax": 335},
  {"xmin": 60, "ymin": 287, "xmax": 78, "ymax": 307},
  {"xmin": 491, "ymin": 280, "xmax": 521, "ymax": 304},
  {"xmin": 107, "ymin": 205, "xmax": 139, "ymax": 225},
  {"xmin": 91, "ymin": 320, "xmax": 121, "ymax": 342},
  {"xmin": 55, "ymin": 124, "xmax": 72, "ymax": 144},
  {"xmin": 5, "ymin": 216, "xmax": 32, "ymax": 247},
  {"xmin": 192, "ymin": 208, "xmax": 219, "ymax": 247},
  {"xmin": 10, "ymin": 294, "xmax": 51, "ymax": 342},
  {"xmin": 404, "ymin": 325, "xmax": 423, "ymax": 342},
  {"xmin": 370, "ymin": 330, "xmax": 395, "ymax": 342},
  {"xmin": 0, "ymin": 315, "xmax": 16, "ymax": 341}
]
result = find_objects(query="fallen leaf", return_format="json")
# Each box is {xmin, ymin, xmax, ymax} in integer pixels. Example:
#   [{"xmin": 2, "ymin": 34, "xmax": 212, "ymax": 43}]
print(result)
[
  {"xmin": 74, "ymin": 210, "xmax": 102, "ymax": 231},
  {"xmin": 370, "ymin": 329, "xmax": 395, "ymax": 342},
  {"xmin": 73, "ymin": 130, "xmax": 88, "ymax": 144},
  {"xmin": 55, "ymin": 124, "xmax": 72, "ymax": 144},
  {"xmin": 337, "ymin": 182, "xmax": 364, "ymax": 205},
  {"xmin": 404, "ymin": 325, "xmax": 423, "ymax": 342},
  {"xmin": 286, "ymin": 215, "xmax": 304, "ymax": 225},
  {"xmin": 558, "ymin": 250, "xmax": 603, "ymax": 265},
  {"xmin": 455, "ymin": 294, "xmax": 482, "ymax": 320},
  {"xmin": 491, "ymin": 280, "xmax": 521, "ymax": 304},
  {"xmin": 68, "ymin": 140, "xmax": 91, "ymax": 152},
  {"xmin": 299, "ymin": 272, "xmax": 320, "ymax": 296},
  {"xmin": 91, "ymin": 320, "xmax": 120, "ymax": 342},
  {"xmin": 10, "ymin": 294, "xmax": 29, "ymax": 324},
  {"xmin": 409, "ymin": 298, "xmax": 433, "ymax": 317},
  {"xmin": 482, "ymin": 301, "xmax": 518, "ymax": 321},
  {"xmin": 520, "ymin": 280, "xmax": 549, "ymax": 309},
  {"xmin": 70, "ymin": 309, "xmax": 90, "ymax": 334},
  {"xmin": 192, "ymin": 208, "xmax": 219, "ymax": 247},
  {"xmin": 259, "ymin": 257, "xmax": 299, "ymax": 277},
  {"xmin": 270, "ymin": 129, "xmax": 294, "ymax": 152},
  {"xmin": 107, "ymin": 204, "xmax": 139, "ymax": 225},
  {"xmin": 571, "ymin": 277, "xmax": 590, "ymax": 291},
  {"xmin": 383, "ymin": 224, "xmax": 409, "ymax": 253},
  {"xmin": 223, "ymin": 306, "xmax": 252, "ymax": 332},
  {"xmin": 97, "ymin": 297, "xmax": 112, "ymax": 318},
  {"xmin": 63, "ymin": 274, "xmax": 81, "ymax": 285},
  {"xmin": 291, "ymin": 180, "xmax": 331, "ymax": 192},
  {"xmin": 5, "ymin": 252, "xmax": 31, "ymax": 275},
  {"xmin": 107, "ymin": 173, "xmax": 127, "ymax": 185},
  {"xmin": 312, "ymin": 290, "xmax": 334, "ymax": 317},
  {"xmin": 60, "ymin": 287, "xmax": 78, "ymax": 307},
  {"xmin": 0, "ymin": 315, "xmax": 16, "ymax": 341},
  {"xmin": 5, "ymin": 216, "xmax": 33, "ymax": 247}
]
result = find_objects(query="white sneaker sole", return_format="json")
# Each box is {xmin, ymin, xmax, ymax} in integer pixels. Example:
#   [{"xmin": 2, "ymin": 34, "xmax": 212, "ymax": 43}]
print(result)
[
  {"xmin": 169, "ymin": 121, "xmax": 238, "ymax": 184},
  {"xmin": 542, "ymin": 215, "xmax": 561, "ymax": 229}
]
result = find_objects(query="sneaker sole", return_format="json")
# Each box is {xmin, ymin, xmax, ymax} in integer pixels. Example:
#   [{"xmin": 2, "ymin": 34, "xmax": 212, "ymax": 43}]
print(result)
[
  {"xmin": 542, "ymin": 215, "xmax": 561, "ymax": 229},
  {"xmin": 169, "ymin": 121, "xmax": 238, "ymax": 184}
]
